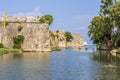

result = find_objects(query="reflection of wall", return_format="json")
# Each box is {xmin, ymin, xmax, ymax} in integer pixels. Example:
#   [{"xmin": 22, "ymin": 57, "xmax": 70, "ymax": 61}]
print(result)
[
  {"xmin": 0, "ymin": 53, "xmax": 24, "ymax": 80},
  {"xmin": 0, "ymin": 52, "xmax": 50, "ymax": 80},
  {"xmin": 22, "ymin": 52, "xmax": 50, "ymax": 80},
  {"xmin": 22, "ymin": 52, "xmax": 50, "ymax": 65}
]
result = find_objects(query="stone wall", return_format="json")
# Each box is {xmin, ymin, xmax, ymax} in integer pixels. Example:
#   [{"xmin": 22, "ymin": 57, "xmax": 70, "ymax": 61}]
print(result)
[
  {"xmin": 50, "ymin": 30, "xmax": 85, "ymax": 48},
  {"xmin": 20, "ymin": 23, "xmax": 50, "ymax": 51},
  {"xmin": 0, "ymin": 12, "xmax": 85, "ymax": 51},
  {"xmin": 71, "ymin": 34, "xmax": 84, "ymax": 47},
  {"xmin": 50, "ymin": 30, "xmax": 66, "ymax": 48},
  {"xmin": 0, "ymin": 12, "xmax": 50, "ymax": 51}
]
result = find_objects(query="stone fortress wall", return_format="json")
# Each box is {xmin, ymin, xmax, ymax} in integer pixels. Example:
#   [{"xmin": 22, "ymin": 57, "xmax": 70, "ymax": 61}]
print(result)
[{"xmin": 0, "ymin": 12, "xmax": 50, "ymax": 51}]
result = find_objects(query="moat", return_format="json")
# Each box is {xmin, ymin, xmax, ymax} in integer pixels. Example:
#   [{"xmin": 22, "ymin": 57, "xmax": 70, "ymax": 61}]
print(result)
[{"xmin": 0, "ymin": 47, "xmax": 120, "ymax": 80}]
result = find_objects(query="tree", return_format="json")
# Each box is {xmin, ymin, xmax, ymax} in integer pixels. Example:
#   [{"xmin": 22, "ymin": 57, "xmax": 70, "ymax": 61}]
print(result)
[
  {"xmin": 65, "ymin": 32, "xmax": 73, "ymax": 41},
  {"xmin": 88, "ymin": 0, "xmax": 118, "ymax": 49},
  {"xmin": 100, "ymin": 0, "xmax": 117, "ymax": 15},
  {"xmin": 108, "ymin": 1, "xmax": 120, "ymax": 46}
]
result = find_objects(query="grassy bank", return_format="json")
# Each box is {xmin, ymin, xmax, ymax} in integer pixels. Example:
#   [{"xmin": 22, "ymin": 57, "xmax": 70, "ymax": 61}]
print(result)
[
  {"xmin": 0, "ymin": 48, "xmax": 22, "ymax": 56},
  {"xmin": 51, "ymin": 47, "xmax": 61, "ymax": 51}
]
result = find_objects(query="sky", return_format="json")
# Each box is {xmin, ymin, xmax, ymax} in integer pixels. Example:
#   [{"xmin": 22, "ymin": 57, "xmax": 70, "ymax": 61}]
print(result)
[{"xmin": 0, "ymin": 0, "xmax": 101, "ymax": 43}]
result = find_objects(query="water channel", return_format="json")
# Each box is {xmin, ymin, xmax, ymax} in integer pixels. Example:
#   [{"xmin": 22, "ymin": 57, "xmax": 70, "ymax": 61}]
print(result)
[{"xmin": 0, "ymin": 47, "xmax": 120, "ymax": 80}]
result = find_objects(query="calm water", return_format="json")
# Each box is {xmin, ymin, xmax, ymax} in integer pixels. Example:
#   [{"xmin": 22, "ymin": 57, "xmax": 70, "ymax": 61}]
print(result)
[{"xmin": 0, "ymin": 48, "xmax": 120, "ymax": 80}]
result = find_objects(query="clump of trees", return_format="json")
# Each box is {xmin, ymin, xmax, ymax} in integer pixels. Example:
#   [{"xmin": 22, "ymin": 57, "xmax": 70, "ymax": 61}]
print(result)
[
  {"xmin": 13, "ymin": 35, "xmax": 24, "ymax": 49},
  {"xmin": 39, "ymin": 15, "xmax": 53, "ymax": 25},
  {"xmin": 65, "ymin": 32, "xmax": 73, "ymax": 41},
  {"xmin": 88, "ymin": 0, "xmax": 120, "ymax": 49}
]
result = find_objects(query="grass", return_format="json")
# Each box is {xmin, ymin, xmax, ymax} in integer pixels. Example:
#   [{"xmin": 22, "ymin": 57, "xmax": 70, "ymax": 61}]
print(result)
[
  {"xmin": 51, "ymin": 47, "xmax": 61, "ymax": 51},
  {"xmin": 0, "ymin": 48, "xmax": 22, "ymax": 56}
]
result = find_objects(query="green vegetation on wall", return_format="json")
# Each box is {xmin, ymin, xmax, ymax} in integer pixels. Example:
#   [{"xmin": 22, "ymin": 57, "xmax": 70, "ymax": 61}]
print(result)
[
  {"xmin": 18, "ymin": 25, "xmax": 23, "ymax": 32},
  {"xmin": 39, "ymin": 15, "xmax": 53, "ymax": 25},
  {"xmin": 13, "ymin": 35, "xmax": 24, "ymax": 49},
  {"xmin": 4, "ymin": 21, "xmax": 9, "ymax": 27},
  {"xmin": 0, "ymin": 43, "xmax": 4, "ymax": 48},
  {"xmin": 65, "ymin": 32, "xmax": 73, "ymax": 41},
  {"xmin": 50, "ymin": 31, "xmax": 55, "ymax": 40},
  {"xmin": 0, "ymin": 21, "xmax": 9, "ymax": 27}
]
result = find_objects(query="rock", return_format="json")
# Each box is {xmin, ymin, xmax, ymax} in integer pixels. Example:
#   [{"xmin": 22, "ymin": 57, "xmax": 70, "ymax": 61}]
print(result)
[
  {"xmin": 110, "ymin": 49, "xmax": 117, "ymax": 56},
  {"xmin": 103, "ymin": 64, "xmax": 117, "ymax": 68},
  {"xmin": 71, "ymin": 34, "xmax": 84, "ymax": 47},
  {"xmin": 50, "ymin": 30, "xmax": 85, "ymax": 49}
]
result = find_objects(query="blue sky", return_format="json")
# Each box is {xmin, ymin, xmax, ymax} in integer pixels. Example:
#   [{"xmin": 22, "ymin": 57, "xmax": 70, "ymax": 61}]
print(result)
[{"xmin": 0, "ymin": 0, "xmax": 101, "ymax": 43}]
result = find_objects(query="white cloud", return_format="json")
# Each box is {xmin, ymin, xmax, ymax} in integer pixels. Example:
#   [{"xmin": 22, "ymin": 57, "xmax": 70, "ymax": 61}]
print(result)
[{"xmin": 17, "ymin": 8, "xmax": 42, "ymax": 17}]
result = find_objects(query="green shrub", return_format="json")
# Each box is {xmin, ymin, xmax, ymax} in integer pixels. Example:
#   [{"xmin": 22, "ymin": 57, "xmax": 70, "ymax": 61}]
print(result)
[
  {"xmin": 117, "ymin": 48, "xmax": 120, "ymax": 54},
  {"xmin": 4, "ymin": 21, "xmax": 9, "ymax": 27},
  {"xmin": 65, "ymin": 32, "xmax": 73, "ymax": 41},
  {"xmin": 39, "ymin": 15, "xmax": 53, "ymax": 25},
  {"xmin": 13, "ymin": 44, "xmax": 21, "ymax": 49},
  {"xmin": 18, "ymin": 25, "xmax": 23, "ymax": 32},
  {"xmin": 50, "ymin": 32, "xmax": 55, "ymax": 40},
  {"xmin": 13, "ymin": 35, "xmax": 24, "ymax": 44},
  {"xmin": 0, "ymin": 43, "xmax": 4, "ymax": 48},
  {"xmin": 0, "ymin": 21, "xmax": 9, "ymax": 27},
  {"xmin": 13, "ymin": 35, "xmax": 24, "ymax": 49}
]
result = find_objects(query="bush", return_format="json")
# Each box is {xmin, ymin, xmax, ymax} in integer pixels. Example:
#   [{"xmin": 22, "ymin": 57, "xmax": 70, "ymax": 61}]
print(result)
[
  {"xmin": 39, "ymin": 15, "xmax": 53, "ymax": 25},
  {"xmin": 117, "ymin": 48, "xmax": 120, "ymax": 54},
  {"xmin": 4, "ymin": 21, "xmax": 9, "ymax": 27},
  {"xmin": 18, "ymin": 25, "xmax": 23, "ymax": 32},
  {"xmin": 13, "ymin": 35, "xmax": 24, "ymax": 49},
  {"xmin": 13, "ymin": 44, "xmax": 21, "ymax": 49},
  {"xmin": 50, "ymin": 32, "xmax": 55, "ymax": 40},
  {"xmin": 65, "ymin": 32, "xmax": 73, "ymax": 41},
  {"xmin": 0, "ymin": 43, "xmax": 4, "ymax": 48},
  {"xmin": 13, "ymin": 35, "xmax": 24, "ymax": 44}
]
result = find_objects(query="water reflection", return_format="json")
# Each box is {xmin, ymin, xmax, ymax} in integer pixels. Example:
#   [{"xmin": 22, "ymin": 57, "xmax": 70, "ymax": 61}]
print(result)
[
  {"xmin": 91, "ymin": 50, "xmax": 120, "ymax": 65},
  {"xmin": 0, "ymin": 49, "xmax": 120, "ymax": 80},
  {"xmin": 91, "ymin": 50, "xmax": 120, "ymax": 80},
  {"xmin": 73, "ymin": 45, "xmax": 96, "ymax": 52},
  {"xmin": 0, "ymin": 52, "xmax": 50, "ymax": 80}
]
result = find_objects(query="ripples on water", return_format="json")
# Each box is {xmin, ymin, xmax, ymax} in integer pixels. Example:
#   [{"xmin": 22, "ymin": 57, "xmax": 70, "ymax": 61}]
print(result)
[{"xmin": 0, "ymin": 48, "xmax": 120, "ymax": 80}]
